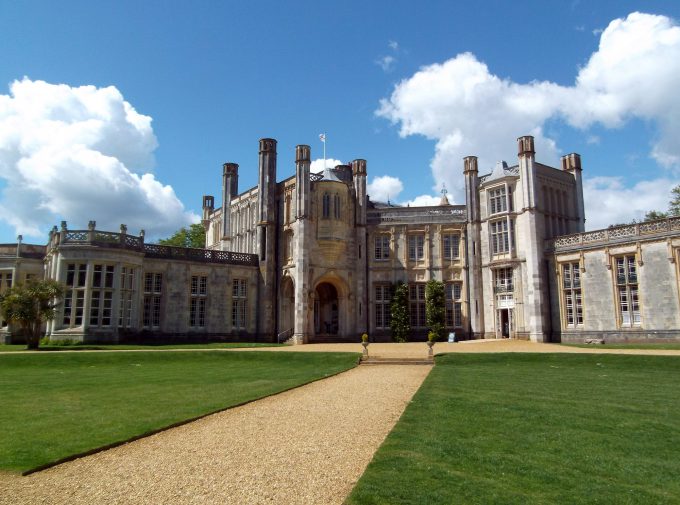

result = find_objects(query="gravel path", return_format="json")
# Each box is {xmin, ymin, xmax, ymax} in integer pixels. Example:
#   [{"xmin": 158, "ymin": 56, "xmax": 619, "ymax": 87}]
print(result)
[{"xmin": 0, "ymin": 365, "xmax": 431, "ymax": 505}]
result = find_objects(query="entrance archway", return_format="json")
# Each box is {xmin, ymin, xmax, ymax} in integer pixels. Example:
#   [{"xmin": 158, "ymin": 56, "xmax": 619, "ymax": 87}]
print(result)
[{"xmin": 314, "ymin": 282, "xmax": 339, "ymax": 335}]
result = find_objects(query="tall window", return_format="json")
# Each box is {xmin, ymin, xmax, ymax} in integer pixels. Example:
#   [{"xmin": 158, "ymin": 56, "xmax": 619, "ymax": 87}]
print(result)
[
  {"xmin": 333, "ymin": 193, "xmax": 341, "ymax": 219},
  {"xmin": 445, "ymin": 282, "xmax": 463, "ymax": 328},
  {"xmin": 322, "ymin": 193, "xmax": 330, "ymax": 218},
  {"xmin": 490, "ymin": 220, "xmax": 509, "ymax": 254},
  {"xmin": 374, "ymin": 235, "xmax": 390, "ymax": 260},
  {"xmin": 408, "ymin": 234, "xmax": 425, "ymax": 261},
  {"xmin": 0, "ymin": 271, "xmax": 12, "ymax": 327},
  {"xmin": 285, "ymin": 194, "xmax": 292, "ymax": 224},
  {"xmin": 442, "ymin": 234, "xmax": 460, "ymax": 260},
  {"xmin": 409, "ymin": 283, "xmax": 426, "ymax": 328},
  {"xmin": 143, "ymin": 273, "xmax": 162, "ymax": 328},
  {"xmin": 89, "ymin": 264, "xmax": 114, "ymax": 327},
  {"xmin": 63, "ymin": 263, "xmax": 87, "ymax": 327},
  {"xmin": 374, "ymin": 284, "xmax": 392, "ymax": 329},
  {"xmin": 232, "ymin": 278, "xmax": 248, "ymax": 329},
  {"xmin": 562, "ymin": 263, "xmax": 583, "ymax": 327},
  {"xmin": 118, "ymin": 266, "xmax": 136, "ymax": 328},
  {"xmin": 284, "ymin": 231, "xmax": 294, "ymax": 263},
  {"xmin": 615, "ymin": 256, "xmax": 640, "ymax": 326},
  {"xmin": 493, "ymin": 268, "xmax": 513, "ymax": 293},
  {"xmin": 489, "ymin": 187, "xmax": 507, "ymax": 214},
  {"xmin": 190, "ymin": 275, "xmax": 207, "ymax": 327}
]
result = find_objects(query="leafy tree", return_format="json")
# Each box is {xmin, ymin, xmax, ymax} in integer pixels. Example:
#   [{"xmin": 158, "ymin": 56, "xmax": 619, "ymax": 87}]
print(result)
[
  {"xmin": 390, "ymin": 282, "xmax": 410, "ymax": 343},
  {"xmin": 158, "ymin": 223, "xmax": 206, "ymax": 248},
  {"xmin": 425, "ymin": 279, "xmax": 446, "ymax": 341},
  {"xmin": 645, "ymin": 184, "xmax": 680, "ymax": 221},
  {"xmin": 0, "ymin": 280, "xmax": 65, "ymax": 350}
]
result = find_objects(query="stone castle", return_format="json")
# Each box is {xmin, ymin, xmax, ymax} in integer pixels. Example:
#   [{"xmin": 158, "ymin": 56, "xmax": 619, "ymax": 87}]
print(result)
[{"xmin": 2, "ymin": 135, "xmax": 679, "ymax": 344}]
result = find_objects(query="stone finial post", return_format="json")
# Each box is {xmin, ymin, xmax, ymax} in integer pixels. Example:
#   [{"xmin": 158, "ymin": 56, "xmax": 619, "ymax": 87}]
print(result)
[
  {"xmin": 16, "ymin": 234, "xmax": 22, "ymax": 257},
  {"xmin": 60, "ymin": 221, "xmax": 68, "ymax": 243},
  {"xmin": 139, "ymin": 229, "xmax": 145, "ymax": 247},
  {"xmin": 88, "ymin": 220, "xmax": 96, "ymax": 241}
]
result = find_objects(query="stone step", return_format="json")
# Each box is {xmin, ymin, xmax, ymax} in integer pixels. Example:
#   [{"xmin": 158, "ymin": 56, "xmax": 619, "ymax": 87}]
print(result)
[{"xmin": 360, "ymin": 357, "xmax": 434, "ymax": 366}]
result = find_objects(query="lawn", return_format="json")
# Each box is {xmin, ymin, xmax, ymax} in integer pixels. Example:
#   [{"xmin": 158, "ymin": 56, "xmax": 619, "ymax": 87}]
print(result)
[
  {"xmin": 346, "ymin": 353, "xmax": 680, "ymax": 505},
  {"xmin": 563, "ymin": 342, "xmax": 680, "ymax": 350},
  {"xmin": 0, "ymin": 350, "xmax": 358, "ymax": 473},
  {"xmin": 0, "ymin": 342, "xmax": 281, "ymax": 352}
]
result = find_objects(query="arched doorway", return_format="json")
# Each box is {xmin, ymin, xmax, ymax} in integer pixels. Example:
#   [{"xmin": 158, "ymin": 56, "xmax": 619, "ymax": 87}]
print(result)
[
  {"xmin": 279, "ymin": 276, "xmax": 295, "ymax": 335},
  {"xmin": 314, "ymin": 282, "xmax": 338, "ymax": 335}
]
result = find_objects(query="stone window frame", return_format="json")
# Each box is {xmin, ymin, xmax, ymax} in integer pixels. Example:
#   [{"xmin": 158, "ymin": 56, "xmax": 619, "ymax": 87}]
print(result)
[
  {"xmin": 117, "ymin": 265, "xmax": 137, "ymax": 329},
  {"xmin": 489, "ymin": 219, "xmax": 510, "ymax": 255},
  {"xmin": 408, "ymin": 283, "xmax": 427, "ymax": 328},
  {"xmin": 488, "ymin": 186, "xmax": 507, "ymax": 215},
  {"xmin": 374, "ymin": 284, "xmax": 392, "ymax": 329},
  {"xmin": 559, "ymin": 261, "xmax": 584, "ymax": 328},
  {"xmin": 232, "ymin": 278, "xmax": 248, "ymax": 329},
  {"xmin": 143, "ymin": 272, "xmax": 163, "ymax": 329},
  {"xmin": 442, "ymin": 233, "xmax": 461, "ymax": 261},
  {"xmin": 63, "ymin": 263, "xmax": 88, "ymax": 328},
  {"xmin": 445, "ymin": 282, "xmax": 463, "ymax": 328},
  {"xmin": 374, "ymin": 234, "xmax": 390, "ymax": 261},
  {"xmin": 322, "ymin": 193, "xmax": 330, "ymax": 219},
  {"xmin": 612, "ymin": 254, "xmax": 641, "ymax": 328},
  {"xmin": 408, "ymin": 233, "xmax": 425, "ymax": 262},
  {"xmin": 333, "ymin": 193, "xmax": 341, "ymax": 220},
  {"xmin": 0, "ymin": 270, "xmax": 13, "ymax": 328},
  {"xmin": 189, "ymin": 274, "xmax": 208, "ymax": 328}
]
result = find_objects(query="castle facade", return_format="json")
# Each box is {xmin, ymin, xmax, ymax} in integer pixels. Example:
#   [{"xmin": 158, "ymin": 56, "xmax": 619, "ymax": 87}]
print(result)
[{"xmin": 2, "ymin": 135, "xmax": 679, "ymax": 344}]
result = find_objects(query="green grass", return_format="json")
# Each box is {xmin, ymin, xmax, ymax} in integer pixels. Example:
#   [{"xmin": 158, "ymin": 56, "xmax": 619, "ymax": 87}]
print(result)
[
  {"xmin": 347, "ymin": 353, "xmax": 680, "ymax": 505},
  {"xmin": 563, "ymin": 342, "xmax": 680, "ymax": 350},
  {"xmin": 0, "ymin": 350, "xmax": 358, "ymax": 473},
  {"xmin": 0, "ymin": 342, "xmax": 281, "ymax": 352}
]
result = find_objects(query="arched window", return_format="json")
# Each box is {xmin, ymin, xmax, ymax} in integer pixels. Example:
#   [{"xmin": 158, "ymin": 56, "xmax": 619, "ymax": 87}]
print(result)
[
  {"xmin": 322, "ymin": 193, "xmax": 330, "ymax": 218},
  {"xmin": 333, "ymin": 193, "xmax": 341, "ymax": 219}
]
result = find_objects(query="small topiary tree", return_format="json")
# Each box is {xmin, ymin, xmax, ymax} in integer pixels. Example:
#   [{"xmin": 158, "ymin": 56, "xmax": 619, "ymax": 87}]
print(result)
[
  {"xmin": 390, "ymin": 281, "xmax": 410, "ymax": 342},
  {"xmin": 425, "ymin": 279, "xmax": 446, "ymax": 342},
  {"xmin": 0, "ymin": 279, "xmax": 65, "ymax": 350}
]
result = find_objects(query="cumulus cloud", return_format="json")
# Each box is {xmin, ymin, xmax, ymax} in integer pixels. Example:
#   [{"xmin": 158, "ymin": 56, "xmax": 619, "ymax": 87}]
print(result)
[
  {"xmin": 367, "ymin": 175, "xmax": 403, "ymax": 202},
  {"xmin": 310, "ymin": 158, "xmax": 344, "ymax": 173},
  {"xmin": 583, "ymin": 176, "xmax": 679, "ymax": 229},
  {"xmin": 403, "ymin": 194, "xmax": 442, "ymax": 207},
  {"xmin": 377, "ymin": 12, "xmax": 680, "ymax": 214},
  {"xmin": 0, "ymin": 78, "xmax": 196, "ymax": 239},
  {"xmin": 376, "ymin": 55, "xmax": 396, "ymax": 72}
]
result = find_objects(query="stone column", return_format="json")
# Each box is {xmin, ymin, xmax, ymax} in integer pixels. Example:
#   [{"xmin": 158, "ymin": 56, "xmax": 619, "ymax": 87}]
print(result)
[
  {"xmin": 561, "ymin": 153, "xmax": 585, "ymax": 233},
  {"xmin": 464, "ymin": 155, "xmax": 484, "ymax": 339},
  {"xmin": 221, "ymin": 163, "xmax": 239, "ymax": 250},
  {"xmin": 293, "ymin": 145, "xmax": 311, "ymax": 344},
  {"xmin": 256, "ymin": 138, "xmax": 277, "ymax": 340},
  {"xmin": 352, "ymin": 159, "xmax": 368, "ymax": 336}
]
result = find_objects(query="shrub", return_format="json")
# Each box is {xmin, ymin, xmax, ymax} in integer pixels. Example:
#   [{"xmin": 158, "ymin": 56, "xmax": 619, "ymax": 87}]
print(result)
[
  {"xmin": 425, "ymin": 279, "xmax": 445, "ymax": 341},
  {"xmin": 390, "ymin": 282, "xmax": 410, "ymax": 342}
]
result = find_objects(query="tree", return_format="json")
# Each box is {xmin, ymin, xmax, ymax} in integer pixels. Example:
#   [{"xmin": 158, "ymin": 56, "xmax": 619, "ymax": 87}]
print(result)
[
  {"xmin": 390, "ymin": 282, "xmax": 410, "ymax": 343},
  {"xmin": 158, "ymin": 223, "xmax": 206, "ymax": 248},
  {"xmin": 645, "ymin": 184, "xmax": 680, "ymax": 221},
  {"xmin": 0, "ymin": 280, "xmax": 65, "ymax": 350},
  {"xmin": 425, "ymin": 279, "xmax": 446, "ymax": 341}
]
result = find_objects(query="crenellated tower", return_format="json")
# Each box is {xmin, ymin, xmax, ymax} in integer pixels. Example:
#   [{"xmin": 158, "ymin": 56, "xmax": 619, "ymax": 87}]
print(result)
[
  {"xmin": 463, "ymin": 155, "xmax": 484, "ymax": 338},
  {"xmin": 352, "ymin": 159, "xmax": 368, "ymax": 335},
  {"xmin": 561, "ymin": 153, "xmax": 585, "ymax": 233},
  {"xmin": 256, "ymin": 139, "xmax": 277, "ymax": 339},
  {"xmin": 292, "ymin": 144, "xmax": 311, "ymax": 343}
]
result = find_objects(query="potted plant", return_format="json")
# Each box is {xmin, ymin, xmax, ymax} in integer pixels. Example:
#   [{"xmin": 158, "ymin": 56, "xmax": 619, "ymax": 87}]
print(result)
[
  {"xmin": 361, "ymin": 333, "xmax": 369, "ymax": 358},
  {"xmin": 427, "ymin": 330, "xmax": 437, "ymax": 357}
]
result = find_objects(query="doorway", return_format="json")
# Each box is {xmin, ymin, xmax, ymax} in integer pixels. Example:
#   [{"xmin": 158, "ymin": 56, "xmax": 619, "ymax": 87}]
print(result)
[{"xmin": 314, "ymin": 282, "xmax": 339, "ymax": 335}]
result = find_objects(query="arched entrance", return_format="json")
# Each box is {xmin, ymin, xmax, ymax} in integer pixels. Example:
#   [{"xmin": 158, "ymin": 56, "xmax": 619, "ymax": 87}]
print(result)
[
  {"xmin": 314, "ymin": 282, "xmax": 339, "ymax": 335},
  {"xmin": 279, "ymin": 276, "xmax": 295, "ymax": 335}
]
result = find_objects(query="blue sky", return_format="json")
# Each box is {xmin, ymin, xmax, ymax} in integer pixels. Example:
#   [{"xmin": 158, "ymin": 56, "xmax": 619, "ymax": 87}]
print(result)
[{"xmin": 1, "ymin": 0, "xmax": 680, "ymax": 243}]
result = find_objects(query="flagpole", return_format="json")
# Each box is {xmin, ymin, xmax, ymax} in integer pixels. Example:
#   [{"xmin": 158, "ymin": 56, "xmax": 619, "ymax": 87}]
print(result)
[{"xmin": 323, "ymin": 132, "xmax": 327, "ymax": 170}]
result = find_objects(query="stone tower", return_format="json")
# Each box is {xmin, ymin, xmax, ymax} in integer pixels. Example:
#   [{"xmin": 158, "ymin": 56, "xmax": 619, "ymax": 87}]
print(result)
[
  {"xmin": 516, "ymin": 135, "xmax": 548, "ymax": 342},
  {"xmin": 463, "ymin": 155, "xmax": 484, "ymax": 338},
  {"xmin": 352, "ymin": 159, "xmax": 368, "ymax": 335},
  {"xmin": 221, "ymin": 162, "xmax": 239, "ymax": 250},
  {"xmin": 561, "ymin": 153, "xmax": 585, "ymax": 233},
  {"xmin": 293, "ymin": 144, "xmax": 311, "ymax": 344},
  {"xmin": 257, "ymin": 138, "xmax": 277, "ymax": 339}
]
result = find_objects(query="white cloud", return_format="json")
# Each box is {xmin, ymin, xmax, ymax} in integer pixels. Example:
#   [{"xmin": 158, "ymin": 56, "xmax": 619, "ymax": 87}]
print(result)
[
  {"xmin": 377, "ymin": 12, "xmax": 680, "ymax": 205},
  {"xmin": 0, "ymin": 78, "xmax": 196, "ymax": 239},
  {"xmin": 583, "ymin": 176, "xmax": 678, "ymax": 229},
  {"xmin": 310, "ymin": 158, "xmax": 344, "ymax": 173},
  {"xmin": 403, "ymin": 194, "xmax": 441, "ymax": 207},
  {"xmin": 367, "ymin": 175, "xmax": 403, "ymax": 202},
  {"xmin": 586, "ymin": 135, "xmax": 601, "ymax": 145},
  {"xmin": 376, "ymin": 55, "xmax": 396, "ymax": 72},
  {"xmin": 388, "ymin": 40, "xmax": 399, "ymax": 51}
]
